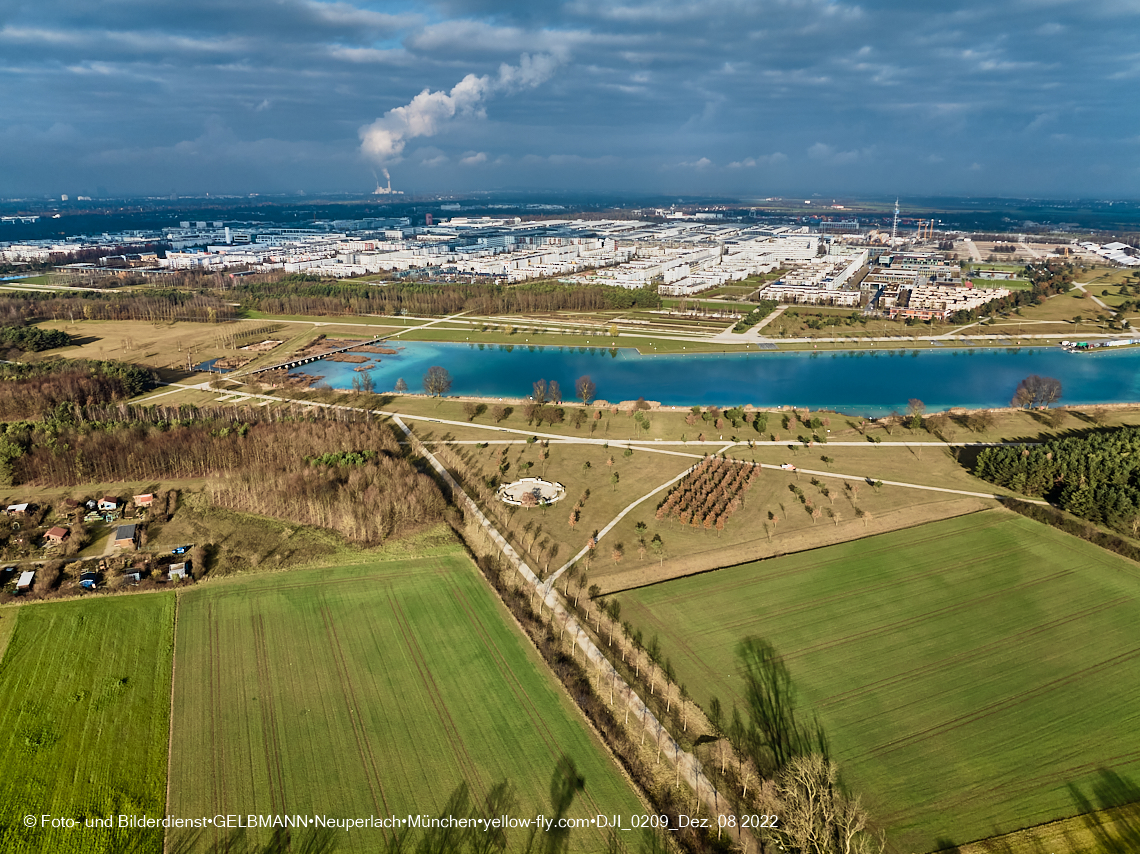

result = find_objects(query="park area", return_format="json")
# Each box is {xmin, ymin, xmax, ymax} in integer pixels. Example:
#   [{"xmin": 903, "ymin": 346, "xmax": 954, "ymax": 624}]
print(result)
[
  {"xmin": 0, "ymin": 595, "xmax": 175, "ymax": 854},
  {"xmin": 618, "ymin": 510, "xmax": 1140, "ymax": 852},
  {"xmin": 167, "ymin": 545, "xmax": 644, "ymax": 852}
]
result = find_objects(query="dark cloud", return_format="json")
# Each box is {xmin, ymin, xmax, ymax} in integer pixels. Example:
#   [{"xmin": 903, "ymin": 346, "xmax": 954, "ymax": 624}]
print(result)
[{"xmin": 1, "ymin": 0, "xmax": 1137, "ymax": 196}]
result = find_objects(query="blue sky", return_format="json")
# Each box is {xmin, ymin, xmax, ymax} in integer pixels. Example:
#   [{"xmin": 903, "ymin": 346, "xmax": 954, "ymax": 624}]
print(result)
[{"xmin": 2, "ymin": 0, "xmax": 1138, "ymax": 198}]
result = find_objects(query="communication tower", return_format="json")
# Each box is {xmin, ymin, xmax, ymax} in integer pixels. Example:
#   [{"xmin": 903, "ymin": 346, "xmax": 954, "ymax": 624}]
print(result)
[{"xmin": 891, "ymin": 199, "xmax": 899, "ymax": 244}]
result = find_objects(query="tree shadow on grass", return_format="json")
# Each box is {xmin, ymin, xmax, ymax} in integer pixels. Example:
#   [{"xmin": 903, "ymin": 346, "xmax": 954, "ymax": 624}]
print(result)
[{"xmin": 1068, "ymin": 768, "xmax": 1140, "ymax": 853}]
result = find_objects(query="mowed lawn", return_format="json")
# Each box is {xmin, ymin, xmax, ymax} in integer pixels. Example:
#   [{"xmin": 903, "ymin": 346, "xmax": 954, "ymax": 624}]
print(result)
[
  {"xmin": 168, "ymin": 547, "xmax": 643, "ymax": 852},
  {"xmin": 0, "ymin": 595, "xmax": 175, "ymax": 854},
  {"xmin": 620, "ymin": 510, "xmax": 1140, "ymax": 853}
]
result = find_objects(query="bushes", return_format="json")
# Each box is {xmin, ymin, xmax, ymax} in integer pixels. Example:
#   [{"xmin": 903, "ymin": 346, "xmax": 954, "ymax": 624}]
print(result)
[
  {"xmin": 0, "ymin": 325, "xmax": 71, "ymax": 353},
  {"xmin": 1000, "ymin": 498, "xmax": 1140, "ymax": 563}
]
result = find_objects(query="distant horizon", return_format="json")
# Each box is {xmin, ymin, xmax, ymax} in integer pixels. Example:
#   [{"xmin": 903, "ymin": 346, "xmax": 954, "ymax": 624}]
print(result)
[
  {"xmin": 4, "ymin": 1, "xmax": 1138, "ymax": 200},
  {"xmin": 5, "ymin": 191, "xmax": 1140, "ymax": 207}
]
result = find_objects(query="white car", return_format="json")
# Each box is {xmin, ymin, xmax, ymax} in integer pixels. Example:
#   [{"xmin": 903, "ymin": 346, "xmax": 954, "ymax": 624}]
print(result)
[{"xmin": 780, "ymin": 463, "xmax": 797, "ymax": 471}]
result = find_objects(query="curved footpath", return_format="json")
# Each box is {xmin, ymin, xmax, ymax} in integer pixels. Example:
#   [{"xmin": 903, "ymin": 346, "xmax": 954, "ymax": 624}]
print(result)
[{"xmin": 391, "ymin": 414, "xmax": 747, "ymax": 846}]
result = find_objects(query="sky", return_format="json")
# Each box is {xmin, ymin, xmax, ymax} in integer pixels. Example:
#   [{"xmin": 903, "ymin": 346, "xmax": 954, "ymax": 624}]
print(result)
[{"xmin": 2, "ymin": 0, "xmax": 1139, "ymax": 199}]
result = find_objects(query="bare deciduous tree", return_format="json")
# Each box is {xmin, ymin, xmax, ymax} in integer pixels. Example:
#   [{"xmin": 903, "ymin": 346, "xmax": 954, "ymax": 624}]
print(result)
[{"xmin": 771, "ymin": 754, "xmax": 885, "ymax": 854}]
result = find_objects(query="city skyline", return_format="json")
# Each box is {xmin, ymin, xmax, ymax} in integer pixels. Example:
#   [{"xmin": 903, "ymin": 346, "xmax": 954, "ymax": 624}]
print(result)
[{"xmin": 2, "ymin": 0, "xmax": 1139, "ymax": 198}]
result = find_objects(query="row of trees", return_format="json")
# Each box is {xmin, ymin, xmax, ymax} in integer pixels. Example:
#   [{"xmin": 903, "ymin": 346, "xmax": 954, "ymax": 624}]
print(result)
[
  {"xmin": 580, "ymin": 579, "xmax": 882, "ymax": 854},
  {"xmin": 0, "ymin": 289, "xmax": 236, "ymax": 325},
  {"xmin": 686, "ymin": 405, "xmax": 770, "ymax": 435}
]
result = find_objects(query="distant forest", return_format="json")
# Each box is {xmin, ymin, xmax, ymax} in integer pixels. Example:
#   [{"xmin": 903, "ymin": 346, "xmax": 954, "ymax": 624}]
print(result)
[
  {"xmin": 0, "ymin": 290, "xmax": 236, "ymax": 325},
  {"xmin": 230, "ymin": 274, "xmax": 662, "ymax": 317},
  {"xmin": 975, "ymin": 426, "xmax": 1140, "ymax": 535}
]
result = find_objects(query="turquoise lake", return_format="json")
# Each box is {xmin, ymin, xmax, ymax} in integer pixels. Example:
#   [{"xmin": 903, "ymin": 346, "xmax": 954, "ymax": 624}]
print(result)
[{"xmin": 291, "ymin": 341, "xmax": 1140, "ymax": 415}]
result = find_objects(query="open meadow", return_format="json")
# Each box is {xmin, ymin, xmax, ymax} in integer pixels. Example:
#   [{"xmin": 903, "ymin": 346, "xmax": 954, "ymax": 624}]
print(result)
[
  {"xmin": 168, "ymin": 544, "xmax": 645, "ymax": 852},
  {"xmin": 0, "ymin": 595, "xmax": 174, "ymax": 854},
  {"xmin": 618, "ymin": 511, "xmax": 1140, "ymax": 853}
]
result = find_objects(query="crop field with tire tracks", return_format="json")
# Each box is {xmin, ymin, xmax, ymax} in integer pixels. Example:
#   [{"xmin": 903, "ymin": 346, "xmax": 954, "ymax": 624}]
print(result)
[
  {"xmin": 619, "ymin": 510, "xmax": 1140, "ymax": 853},
  {"xmin": 167, "ymin": 547, "xmax": 644, "ymax": 853},
  {"xmin": 0, "ymin": 595, "xmax": 175, "ymax": 854}
]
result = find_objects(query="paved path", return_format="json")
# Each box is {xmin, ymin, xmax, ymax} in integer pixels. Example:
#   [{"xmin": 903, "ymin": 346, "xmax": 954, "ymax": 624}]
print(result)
[
  {"xmin": 963, "ymin": 237, "xmax": 983, "ymax": 263},
  {"xmin": 711, "ymin": 305, "xmax": 789, "ymax": 343},
  {"xmin": 546, "ymin": 465, "xmax": 696, "ymax": 586},
  {"xmin": 1072, "ymin": 283, "xmax": 1111, "ymax": 312},
  {"xmin": 390, "ymin": 415, "xmax": 740, "ymax": 839}
]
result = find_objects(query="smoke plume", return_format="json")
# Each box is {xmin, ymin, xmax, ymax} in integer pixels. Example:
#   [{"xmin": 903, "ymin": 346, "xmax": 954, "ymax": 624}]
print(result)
[{"xmin": 359, "ymin": 54, "xmax": 559, "ymax": 163}]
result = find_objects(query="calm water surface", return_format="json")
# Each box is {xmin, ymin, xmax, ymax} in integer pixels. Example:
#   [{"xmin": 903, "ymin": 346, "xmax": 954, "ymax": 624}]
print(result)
[{"xmin": 292, "ymin": 341, "xmax": 1140, "ymax": 415}]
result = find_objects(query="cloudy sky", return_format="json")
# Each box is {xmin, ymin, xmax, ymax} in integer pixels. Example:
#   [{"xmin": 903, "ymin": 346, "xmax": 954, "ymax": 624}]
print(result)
[{"xmin": 2, "ymin": 0, "xmax": 1139, "ymax": 198}]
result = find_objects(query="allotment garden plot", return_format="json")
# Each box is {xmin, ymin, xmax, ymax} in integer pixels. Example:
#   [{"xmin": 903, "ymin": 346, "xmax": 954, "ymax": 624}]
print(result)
[
  {"xmin": 619, "ymin": 511, "xmax": 1140, "ymax": 853},
  {"xmin": 168, "ymin": 547, "xmax": 643, "ymax": 853},
  {"xmin": 0, "ymin": 595, "xmax": 174, "ymax": 854}
]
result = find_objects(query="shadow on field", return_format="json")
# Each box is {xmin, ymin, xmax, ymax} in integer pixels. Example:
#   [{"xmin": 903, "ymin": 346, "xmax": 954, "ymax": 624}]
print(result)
[
  {"xmin": 1068, "ymin": 768, "xmax": 1140, "ymax": 853},
  {"xmin": 168, "ymin": 828, "xmax": 338, "ymax": 854}
]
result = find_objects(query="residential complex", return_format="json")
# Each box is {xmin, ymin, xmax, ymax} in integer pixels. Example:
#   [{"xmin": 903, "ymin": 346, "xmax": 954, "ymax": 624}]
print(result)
[{"xmin": 2, "ymin": 212, "xmax": 1121, "ymax": 325}]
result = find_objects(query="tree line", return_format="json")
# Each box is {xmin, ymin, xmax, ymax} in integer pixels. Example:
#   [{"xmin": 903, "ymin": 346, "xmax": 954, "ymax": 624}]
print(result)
[
  {"xmin": 228, "ymin": 276, "xmax": 661, "ymax": 318},
  {"xmin": 0, "ymin": 290, "xmax": 236, "ymax": 325},
  {"xmin": 580, "ymin": 579, "xmax": 883, "ymax": 854},
  {"xmin": 975, "ymin": 426, "xmax": 1140, "ymax": 534}
]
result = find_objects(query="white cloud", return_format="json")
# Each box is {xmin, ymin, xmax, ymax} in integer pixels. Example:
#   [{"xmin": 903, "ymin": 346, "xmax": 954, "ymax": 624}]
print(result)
[
  {"xmin": 728, "ymin": 152, "xmax": 787, "ymax": 167},
  {"xmin": 459, "ymin": 151, "xmax": 488, "ymax": 165},
  {"xmin": 358, "ymin": 53, "xmax": 560, "ymax": 163},
  {"xmin": 415, "ymin": 146, "xmax": 449, "ymax": 167},
  {"xmin": 808, "ymin": 142, "xmax": 862, "ymax": 164}
]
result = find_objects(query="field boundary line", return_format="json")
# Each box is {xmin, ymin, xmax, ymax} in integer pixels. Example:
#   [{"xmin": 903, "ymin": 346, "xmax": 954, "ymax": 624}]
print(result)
[
  {"xmin": 163, "ymin": 591, "xmax": 179, "ymax": 854},
  {"xmin": 599, "ymin": 507, "xmax": 995, "ymax": 598}
]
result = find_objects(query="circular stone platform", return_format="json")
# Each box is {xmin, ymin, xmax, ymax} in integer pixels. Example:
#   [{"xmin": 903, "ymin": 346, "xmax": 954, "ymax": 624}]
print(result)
[{"xmin": 496, "ymin": 477, "xmax": 567, "ymax": 507}]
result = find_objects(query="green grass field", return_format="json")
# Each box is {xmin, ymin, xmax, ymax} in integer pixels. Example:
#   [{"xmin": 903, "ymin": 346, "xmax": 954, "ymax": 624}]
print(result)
[
  {"xmin": 0, "ymin": 595, "xmax": 175, "ymax": 854},
  {"xmin": 618, "ymin": 511, "xmax": 1140, "ymax": 853},
  {"xmin": 168, "ymin": 545, "xmax": 644, "ymax": 852}
]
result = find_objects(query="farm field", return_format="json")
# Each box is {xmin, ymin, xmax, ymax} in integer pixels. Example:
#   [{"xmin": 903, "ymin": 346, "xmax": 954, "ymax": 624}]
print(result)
[
  {"xmin": 167, "ymin": 545, "xmax": 644, "ymax": 853},
  {"xmin": 0, "ymin": 595, "xmax": 175, "ymax": 854},
  {"xmin": 618, "ymin": 511, "xmax": 1140, "ymax": 853}
]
